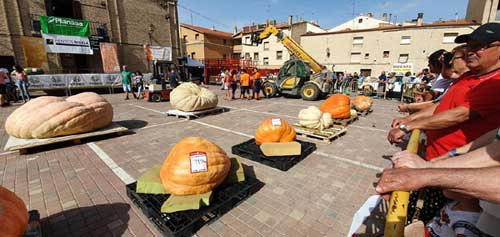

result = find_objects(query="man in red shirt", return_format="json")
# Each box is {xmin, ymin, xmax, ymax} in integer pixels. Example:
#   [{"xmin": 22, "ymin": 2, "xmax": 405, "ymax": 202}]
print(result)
[{"xmin": 388, "ymin": 23, "xmax": 500, "ymax": 160}]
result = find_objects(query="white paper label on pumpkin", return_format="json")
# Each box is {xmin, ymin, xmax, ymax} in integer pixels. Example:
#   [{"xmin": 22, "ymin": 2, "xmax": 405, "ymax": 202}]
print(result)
[
  {"xmin": 271, "ymin": 118, "xmax": 282, "ymax": 126},
  {"xmin": 190, "ymin": 151, "xmax": 208, "ymax": 173}
]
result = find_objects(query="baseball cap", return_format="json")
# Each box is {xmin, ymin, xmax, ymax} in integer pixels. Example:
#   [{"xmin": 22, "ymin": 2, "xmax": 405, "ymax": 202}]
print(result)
[{"xmin": 455, "ymin": 22, "xmax": 500, "ymax": 44}]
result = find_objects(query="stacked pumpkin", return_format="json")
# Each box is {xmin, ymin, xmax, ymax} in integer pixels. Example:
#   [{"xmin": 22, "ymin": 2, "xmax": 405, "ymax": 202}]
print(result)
[
  {"xmin": 159, "ymin": 137, "xmax": 231, "ymax": 195},
  {"xmin": 170, "ymin": 83, "xmax": 218, "ymax": 112},
  {"xmin": 0, "ymin": 186, "xmax": 28, "ymax": 236},
  {"xmin": 5, "ymin": 92, "xmax": 113, "ymax": 139},
  {"xmin": 352, "ymin": 95, "xmax": 373, "ymax": 112},
  {"xmin": 319, "ymin": 94, "xmax": 351, "ymax": 119},
  {"xmin": 255, "ymin": 118, "xmax": 296, "ymax": 145}
]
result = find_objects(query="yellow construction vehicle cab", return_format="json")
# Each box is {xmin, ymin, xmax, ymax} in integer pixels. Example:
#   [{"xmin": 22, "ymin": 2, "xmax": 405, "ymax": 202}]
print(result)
[{"xmin": 251, "ymin": 25, "xmax": 333, "ymax": 100}]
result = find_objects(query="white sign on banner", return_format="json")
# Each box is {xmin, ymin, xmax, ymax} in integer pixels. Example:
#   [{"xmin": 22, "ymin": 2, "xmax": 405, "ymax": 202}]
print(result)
[
  {"xmin": 27, "ymin": 73, "xmax": 153, "ymax": 90},
  {"xmin": 151, "ymin": 46, "xmax": 172, "ymax": 61},
  {"xmin": 42, "ymin": 33, "xmax": 93, "ymax": 55}
]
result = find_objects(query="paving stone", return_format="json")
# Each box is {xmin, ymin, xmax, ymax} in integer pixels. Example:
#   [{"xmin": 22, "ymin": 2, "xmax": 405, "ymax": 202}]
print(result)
[{"xmin": 0, "ymin": 88, "xmax": 402, "ymax": 236}]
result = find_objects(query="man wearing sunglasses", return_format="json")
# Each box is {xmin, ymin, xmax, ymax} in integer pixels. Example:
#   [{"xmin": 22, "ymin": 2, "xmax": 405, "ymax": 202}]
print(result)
[
  {"xmin": 388, "ymin": 23, "xmax": 500, "ymax": 160},
  {"xmin": 380, "ymin": 23, "xmax": 500, "ymax": 236}
]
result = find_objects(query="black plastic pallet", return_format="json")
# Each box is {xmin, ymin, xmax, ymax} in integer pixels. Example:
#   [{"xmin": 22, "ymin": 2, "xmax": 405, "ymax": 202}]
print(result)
[
  {"xmin": 231, "ymin": 139, "xmax": 316, "ymax": 171},
  {"xmin": 126, "ymin": 177, "xmax": 263, "ymax": 237}
]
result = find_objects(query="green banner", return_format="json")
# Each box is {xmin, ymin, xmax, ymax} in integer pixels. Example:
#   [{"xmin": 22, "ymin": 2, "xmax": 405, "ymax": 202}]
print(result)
[{"xmin": 40, "ymin": 16, "xmax": 90, "ymax": 36}]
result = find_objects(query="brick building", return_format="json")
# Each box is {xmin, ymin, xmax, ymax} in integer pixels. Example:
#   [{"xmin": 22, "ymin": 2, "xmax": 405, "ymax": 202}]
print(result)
[
  {"xmin": 180, "ymin": 24, "xmax": 233, "ymax": 61},
  {"xmin": 0, "ymin": 0, "xmax": 181, "ymax": 73}
]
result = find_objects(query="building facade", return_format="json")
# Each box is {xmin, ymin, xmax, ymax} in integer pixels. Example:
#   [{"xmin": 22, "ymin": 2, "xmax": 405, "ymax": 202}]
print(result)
[
  {"xmin": 328, "ymin": 13, "xmax": 392, "ymax": 32},
  {"xmin": 466, "ymin": 0, "xmax": 500, "ymax": 23},
  {"xmin": 0, "ymin": 0, "xmax": 181, "ymax": 73},
  {"xmin": 235, "ymin": 19, "xmax": 325, "ymax": 70},
  {"xmin": 180, "ymin": 24, "xmax": 233, "ymax": 61},
  {"xmin": 301, "ymin": 21, "xmax": 478, "ymax": 76}
]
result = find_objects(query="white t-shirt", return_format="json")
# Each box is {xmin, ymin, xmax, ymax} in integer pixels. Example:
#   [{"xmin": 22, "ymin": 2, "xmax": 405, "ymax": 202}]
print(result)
[
  {"xmin": 477, "ymin": 201, "xmax": 500, "ymax": 236},
  {"xmin": 426, "ymin": 201, "xmax": 481, "ymax": 237},
  {"xmin": 431, "ymin": 74, "xmax": 453, "ymax": 93}
]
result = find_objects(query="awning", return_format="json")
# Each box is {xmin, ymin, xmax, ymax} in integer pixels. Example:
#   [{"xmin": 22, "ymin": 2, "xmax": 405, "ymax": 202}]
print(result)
[{"xmin": 179, "ymin": 56, "xmax": 204, "ymax": 68}]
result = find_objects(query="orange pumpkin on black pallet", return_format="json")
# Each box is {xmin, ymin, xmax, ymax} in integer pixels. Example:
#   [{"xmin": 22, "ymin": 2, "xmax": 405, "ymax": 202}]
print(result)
[
  {"xmin": 159, "ymin": 137, "xmax": 231, "ymax": 196},
  {"xmin": 255, "ymin": 118, "xmax": 296, "ymax": 145}
]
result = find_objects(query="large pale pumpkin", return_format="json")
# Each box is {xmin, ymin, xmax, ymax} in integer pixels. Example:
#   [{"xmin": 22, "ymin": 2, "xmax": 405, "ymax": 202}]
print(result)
[
  {"xmin": 170, "ymin": 83, "xmax": 218, "ymax": 112},
  {"xmin": 0, "ymin": 186, "xmax": 28, "ymax": 236},
  {"xmin": 5, "ymin": 92, "xmax": 113, "ymax": 139},
  {"xmin": 298, "ymin": 106, "xmax": 333, "ymax": 130},
  {"xmin": 352, "ymin": 95, "xmax": 373, "ymax": 112},
  {"xmin": 319, "ymin": 94, "xmax": 351, "ymax": 119},
  {"xmin": 255, "ymin": 118, "xmax": 296, "ymax": 145},
  {"xmin": 160, "ymin": 137, "xmax": 231, "ymax": 196}
]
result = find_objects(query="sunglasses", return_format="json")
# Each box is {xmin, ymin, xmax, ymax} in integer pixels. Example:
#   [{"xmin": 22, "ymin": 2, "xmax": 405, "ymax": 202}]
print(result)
[{"xmin": 466, "ymin": 42, "xmax": 500, "ymax": 52}]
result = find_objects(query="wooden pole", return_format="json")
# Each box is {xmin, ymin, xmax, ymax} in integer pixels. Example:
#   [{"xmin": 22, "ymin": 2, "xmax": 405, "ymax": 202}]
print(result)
[{"xmin": 384, "ymin": 129, "xmax": 421, "ymax": 237}]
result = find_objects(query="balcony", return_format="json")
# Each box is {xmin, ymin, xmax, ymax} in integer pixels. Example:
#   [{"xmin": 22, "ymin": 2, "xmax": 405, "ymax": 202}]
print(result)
[
  {"xmin": 233, "ymin": 45, "xmax": 242, "ymax": 52},
  {"xmin": 28, "ymin": 14, "xmax": 110, "ymax": 38}
]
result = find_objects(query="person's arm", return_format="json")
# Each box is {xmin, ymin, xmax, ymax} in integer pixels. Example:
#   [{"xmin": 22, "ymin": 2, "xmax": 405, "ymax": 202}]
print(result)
[
  {"xmin": 430, "ymin": 141, "xmax": 500, "ymax": 169},
  {"xmin": 403, "ymin": 101, "xmax": 436, "ymax": 113},
  {"xmin": 392, "ymin": 103, "xmax": 438, "ymax": 128},
  {"xmin": 405, "ymin": 106, "xmax": 475, "ymax": 131},
  {"xmin": 393, "ymin": 141, "xmax": 500, "ymax": 169},
  {"xmin": 376, "ymin": 167, "xmax": 500, "ymax": 204}
]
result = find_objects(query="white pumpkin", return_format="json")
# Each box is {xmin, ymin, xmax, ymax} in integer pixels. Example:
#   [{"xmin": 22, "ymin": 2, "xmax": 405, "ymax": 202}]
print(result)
[
  {"xmin": 170, "ymin": 83, "xmax": 218, "ymax": 112},
  {"xmin": 350, "ymin": 109, "xmax": 358, "ymax": 118},
  {"xmin": 298, "ymin": 106, "xmax": 333, "ymax": 130}
]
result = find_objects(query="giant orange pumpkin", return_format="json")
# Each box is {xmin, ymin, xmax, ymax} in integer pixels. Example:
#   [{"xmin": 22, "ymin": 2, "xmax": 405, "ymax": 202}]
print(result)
[
  {"xmin": 160, "ymin": 137, "xmax": 231, "ymax": 196},
  {"xmin": 0, "ymin": 186, "xmax": 28, "ymax": 236},
  {"xmin": 319, "ymin": 94, "xmax": 351, "ymax": 119},
  {"xmin": 352, "ymin": 96, "xmax": 373, "ymax": 112},
  {"xmin": 255, "ymin": 118, "xmax": 296, "ymax": 145}
]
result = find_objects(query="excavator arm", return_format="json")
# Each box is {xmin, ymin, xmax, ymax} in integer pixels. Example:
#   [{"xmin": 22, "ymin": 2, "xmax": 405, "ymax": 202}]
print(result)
[{"xmin": 251, "ymin": 25, "xmax": 324, "ymax": 73}]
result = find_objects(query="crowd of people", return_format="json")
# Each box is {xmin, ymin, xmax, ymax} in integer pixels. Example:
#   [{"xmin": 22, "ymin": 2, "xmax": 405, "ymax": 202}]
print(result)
[
  {"xmin": 0, "ymin": 65, "xmax": 31, "ymax": 106},
  {"xmin": 218, "ymin": 68, "xmax": 263, "ymax": 101},
  {"xmin": 375, "ymin": 23, "xmax": 500, "ymax": 236}
]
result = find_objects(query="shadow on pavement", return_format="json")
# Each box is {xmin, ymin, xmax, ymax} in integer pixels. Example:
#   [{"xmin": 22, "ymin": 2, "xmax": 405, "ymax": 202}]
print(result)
[
  {"xmin": 41, "ymin": 203, "xmax": 131, "ymax": 237},
  {"xmin": 116, "ymin": 119, "xmax": 148, "ymax": 130}
]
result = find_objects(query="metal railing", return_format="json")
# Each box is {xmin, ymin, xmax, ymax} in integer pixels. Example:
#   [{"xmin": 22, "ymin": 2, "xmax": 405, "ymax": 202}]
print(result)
[{"xmin": 28, "ymin": 14, "xmax": 110, "ymax": 37}]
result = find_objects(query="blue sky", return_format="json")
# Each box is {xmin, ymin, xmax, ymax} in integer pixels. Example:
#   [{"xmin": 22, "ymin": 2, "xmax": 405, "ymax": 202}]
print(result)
[{"xmin": 178, "ymin": 0, "xmax": 469, "ymax": 32}]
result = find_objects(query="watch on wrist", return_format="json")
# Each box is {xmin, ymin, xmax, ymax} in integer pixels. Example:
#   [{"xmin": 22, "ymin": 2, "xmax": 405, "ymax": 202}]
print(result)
[
  {"xmin": 448, "ymin": 148, "xmax": 459, "ymax": 157},
  {"xmin": 399, "ymin": 124, "xmax": 410, "ymax": 133}
]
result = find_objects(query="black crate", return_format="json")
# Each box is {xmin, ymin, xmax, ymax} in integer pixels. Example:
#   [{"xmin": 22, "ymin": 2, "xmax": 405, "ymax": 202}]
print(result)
[
  {"xmin": 231, "ymin": 139, "xmax": 316, "ymax": 171},
  {"xmin": 126, "ymin": 177, "xmax": 263, "ymax": 237}
]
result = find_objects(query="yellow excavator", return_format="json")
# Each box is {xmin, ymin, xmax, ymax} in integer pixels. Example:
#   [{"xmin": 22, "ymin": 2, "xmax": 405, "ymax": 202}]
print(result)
[{"xmin": 251, "ymin": 25, "xmax": 333, "ymax": 100}]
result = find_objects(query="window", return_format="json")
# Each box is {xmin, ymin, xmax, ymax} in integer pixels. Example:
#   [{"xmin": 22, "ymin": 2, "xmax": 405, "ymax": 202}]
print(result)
[
  {"xmin": 443, "ymin": 33, "xmax": 459, "ymax": 43},
  {"xmin": 195, "ymin": 34, "xmax": 199, "ymax": 40},
  {"xmin": 245, "ymin": 36, "xmax": 250, "ymax": 44},
  {"xmin": 244, "ymin": 52, "xmax": 250, "ymax": 59},
  {"xmin": 400, "ymin": 36, "xmax": 411, "ymax": 45},
  {"xmin": 497, "ymin": 1, "xmax": 500, "ymax": 21},
  {"xmin": 364, "ymin": 53, "xmax": 370, "ymax": 59},
  {"xmin": 183, "ymin": 35, "xmax": 187, "ymax": 42},
  {"xmin": 190, "ymin": 52, "xmax": 196, "ymax": 59},
  {"xmin": 353, "ymin": 36, "xmax": 364, "ymax": 45},
  {"xmin": 254, "ymin": 52, "xmax": 259, "ymax": 61},
  {"xmin": 358, "ymin": 18, "xmax": 363, "ymax": 23},
  {"xmin": 263, "ymin": 42, "xmax": 270, "ymax": 50},
  {"xmin": 383, "ymin": 51, "xmax": 390, "ymax": 58},
  {"xmin": 326, "ymin": 48, "xmax": 331, "ymax": 58},
  {"xmin": 223, "ymin": 39, "xmax": 227, "ymax": 45},
  {"xmin": 276, "ymin": 51, "xmax": 283, "ymax": 60},
  {"xmin": 263, "ymin": 57, "xmax": 269, "ymax": 65},
  {"xmin": 223, "ymin": 54, "xmax": 227, "ymax": 59},
  {"xmin": 350, "ymin": 52, "xmax": 361, "ymax": 63},
  {"xmin": 398, "ymin": 54, "xmax": 409, "ymax": 63}
]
